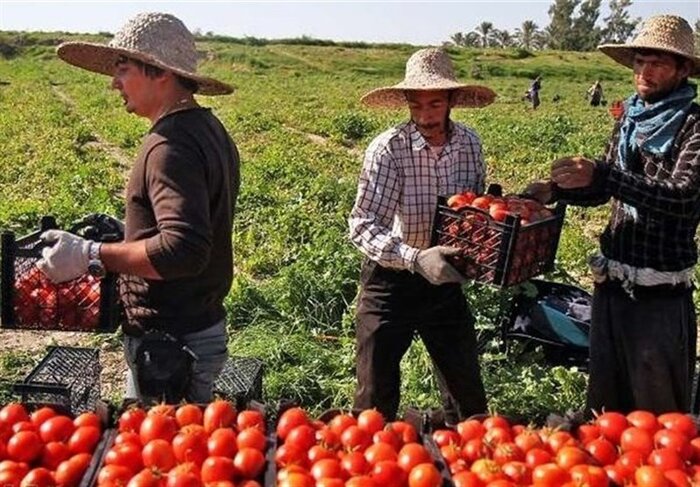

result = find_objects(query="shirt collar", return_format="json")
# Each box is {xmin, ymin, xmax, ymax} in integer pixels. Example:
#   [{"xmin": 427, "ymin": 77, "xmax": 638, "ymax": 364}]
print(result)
[{"xmin": 408, "ymin": 120, "xmax": 457, "ymax": 151}]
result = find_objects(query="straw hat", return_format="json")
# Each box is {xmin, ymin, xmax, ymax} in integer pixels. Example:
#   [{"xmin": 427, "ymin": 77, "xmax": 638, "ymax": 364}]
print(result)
[
  {"xmin": 598, "ymin": 14, "xmax": 700, "ymax": 77},
  {"xmin": 56, "ymin": 12, "xmax": 233, "ymax": 95},
  {"xmin": 361, "ymin": 48, "xmax": 496, "ymax": 108}
]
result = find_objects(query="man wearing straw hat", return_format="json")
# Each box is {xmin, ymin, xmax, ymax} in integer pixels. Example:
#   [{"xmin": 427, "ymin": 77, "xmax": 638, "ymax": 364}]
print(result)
[
  {"xmin": 526, "ymin": 15, "xmax": 700, "ymax": 414},
  {"xmin": 37, "ymin": 12, "xmax": 240, "ymax": 404},
  {"xmin": 349, "ymin": 48, "xmax": 496, "ymax": 423}
]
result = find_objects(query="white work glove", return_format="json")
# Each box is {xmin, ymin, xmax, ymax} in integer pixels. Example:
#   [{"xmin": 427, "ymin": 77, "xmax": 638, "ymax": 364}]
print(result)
[
  {"xmin": 36, "ymin": 230, "xmax": 92, "ymax": 283},
  {"xmin": 414, "ymin": 246, "xmax": 466, "ymax": 286}
]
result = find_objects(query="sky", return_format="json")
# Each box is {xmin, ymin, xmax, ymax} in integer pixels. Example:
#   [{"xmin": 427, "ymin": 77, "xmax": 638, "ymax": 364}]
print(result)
[{"xmin": 0, "ymin": 0, "xmax": 698, "ymax": 46}]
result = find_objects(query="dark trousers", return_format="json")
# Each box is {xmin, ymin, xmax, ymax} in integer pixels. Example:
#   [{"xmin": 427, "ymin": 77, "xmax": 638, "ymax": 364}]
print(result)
[
  {"xmin": 585, "ymin": 280, "xmax": 697, "ymax": 415},
  {"xmin": 354, "ymin": 259, "xmax": 487, "ymax": 424}
]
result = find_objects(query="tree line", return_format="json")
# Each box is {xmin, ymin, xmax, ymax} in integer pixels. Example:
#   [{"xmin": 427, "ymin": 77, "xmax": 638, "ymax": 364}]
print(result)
[{"xmin": 449, "ymin": 0, "xmax": 699, "ymax": 52}]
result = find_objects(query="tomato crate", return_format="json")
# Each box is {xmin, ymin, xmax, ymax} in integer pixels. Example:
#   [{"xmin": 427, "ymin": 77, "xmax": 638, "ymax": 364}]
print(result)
[
  {"xmin": 12, "ymin": 346, "xmax": 102, "ymax": 415},
  {"xmin": 433, "ymin": 199, "xmax": 567, "ymax": 287},
  {"xmin": 213, "ymin": 356, "xmax": 264, "ymax": 407},
  {"xmin": 1, "ymin": 215, "xmax": 123, "ymax": 332}
]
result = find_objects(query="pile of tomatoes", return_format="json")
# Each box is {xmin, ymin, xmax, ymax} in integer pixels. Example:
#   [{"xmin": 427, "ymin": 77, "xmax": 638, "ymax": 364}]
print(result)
[
  {"xmin": 272, "ymin": 407, "xmax": 445, "ymax": 487},
  {"xmin": 431, "ymin": 411, "xmax": 700, "ymax": 487},
  {"xmin": 100, "ymin": 400, "xmax": 266, "ymax": 487},
  {"xmin": 0, "ymin": 402, "xmax": 104, "ymax": 487},
  {"xmin": 13, "ymin": 267, "xmax": 101, "ymax": 331},
  {"xmin": 445, "ymin": 192, "xmax": 553, "ymax": 226}
]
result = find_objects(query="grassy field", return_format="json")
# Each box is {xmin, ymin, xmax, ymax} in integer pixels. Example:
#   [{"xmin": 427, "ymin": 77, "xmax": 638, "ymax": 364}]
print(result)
[{"xmin": 0, "ymin": 32, "xmax": 655, "ymax": 421}]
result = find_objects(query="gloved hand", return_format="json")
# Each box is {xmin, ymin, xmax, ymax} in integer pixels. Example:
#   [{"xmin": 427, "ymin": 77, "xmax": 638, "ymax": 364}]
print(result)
[
  {"xmin": 36, "ymin": 230, "xmax": 92, "ymax": 283},
  {"xmin": 414, "ymin": 246, "xmax": 466, "ymax": 286}
]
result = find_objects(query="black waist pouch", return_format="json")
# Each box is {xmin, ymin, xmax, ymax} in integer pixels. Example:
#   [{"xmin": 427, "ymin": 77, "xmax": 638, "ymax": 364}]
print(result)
[{"xmin": 135, "ymin": 331, "xmax": 198, "ymax": 404}]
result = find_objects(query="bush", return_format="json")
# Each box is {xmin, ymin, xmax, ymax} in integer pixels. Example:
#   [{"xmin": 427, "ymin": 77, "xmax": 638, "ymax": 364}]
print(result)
[{"xmin": 332, "ymin": 112, "xmax": 376, "ymax": 141}]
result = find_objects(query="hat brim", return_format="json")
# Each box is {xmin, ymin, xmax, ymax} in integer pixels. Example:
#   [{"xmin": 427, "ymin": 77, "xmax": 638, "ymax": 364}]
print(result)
[
  {"xmin": 598, "ymin": 43, "xmax": 700, "ymax": 77},
  {"xmin": 56, "ymin": 41, "xmax": 234, "ymax": 96},
  {"xmin": 361, "ymin": 83, "xmax": 496, "ymax": 108}
]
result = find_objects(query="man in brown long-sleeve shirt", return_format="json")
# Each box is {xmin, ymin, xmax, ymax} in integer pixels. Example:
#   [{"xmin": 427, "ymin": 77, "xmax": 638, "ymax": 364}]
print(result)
[
  {"xmin": 526, "ymin": 15, "xmax": 700, "ymax": 414},
  {"xmin": 37, "ymin": 12, "xmax": 240, "ymax": 403}
]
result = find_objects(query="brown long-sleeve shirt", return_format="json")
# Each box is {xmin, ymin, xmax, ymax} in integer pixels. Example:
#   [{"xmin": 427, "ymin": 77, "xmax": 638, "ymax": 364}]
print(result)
[{"xmin": 120, "ymin": 107, "xmax": 240, "ymax": 336}]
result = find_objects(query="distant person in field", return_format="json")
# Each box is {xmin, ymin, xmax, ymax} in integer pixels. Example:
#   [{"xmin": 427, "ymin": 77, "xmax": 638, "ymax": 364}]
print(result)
[
  {"xmin": 524, "ymin": 75, "xmax": 542, "ymax": 109},
  {"xmin": 587, "ymin": 80, "xmax": 605, "ymax": 107},
  {"xmin": 525, "ymin": 15, "xmax": 700, "ymax": 415},
  {"xmin": 349, "ymin": 47, "xmax": 496, "ymax": 424},
  {"xmin": 39, "ymin": 12, "xmax": 240, "ymax": 404}
]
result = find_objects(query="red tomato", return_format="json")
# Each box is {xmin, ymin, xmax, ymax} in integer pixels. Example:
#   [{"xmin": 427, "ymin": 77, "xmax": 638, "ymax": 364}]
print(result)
[
  {"xmin": 397, "ymin": 443, "xmax": 431, "ymax": 473},
  {"xmin": 55, "ymin": 453, "xmax": 91, "ymax": 487},
  {"xmin": 30, "ymin": 407, "xmax": 57, "ymax": 428},
  {"xmin": 493, "ymin": 442, "xmax": 524, "ymax": 465},
  {"xmin": 237, "ymin": 410, "xmax": 265, "ymax": 432},
  {"xmin": 364, "ymin": 442, "xmax": 398, "ymax": 466},
  {"xmin": 142, "ymin": 439, "xmax": 176, "ymax": 472},
  {"xmin": 73, "ymin": 412, "xmax": 101, "ymax": 430},
  {"xmin": 463, "ymin": 438, "xmax": 493, "ymax": 463},
  {"xmin": 514, "ymin": 429, "xmax": 544, "ymax": 453},
  {"xmin": 636, "ymin": 465, "xmax": 669, "ymax": 487},
  {"xmin": 139, "ymin": 414, "xmax": 178, "ymax": 444},
  {"xmin": 327, "ymin": 413, "xmax": 356, "ymax": 438},
  {"xmin": 207, "ymin": 428, "xmax": 238, "ymax": 458},
  {"xmin": 585, "ymin": 438, "xmax": 618, "ymax": 466},
  {"xmin": 373, "ymin": 429, "xmax": 402, "ymax": 452},
  {"xmin": 657, "ymin": 413, "xmax": 697, "ymax": 440},
  {"xmin": 432, "ymin": 429, "xmax": 461, "ymax": 448},
  {"xmin": 234, "ymin": 448, "xmax": 265, "ymax": 479},
  {"xmin": 555, "ymin": 446, "xmax": 590, "ymax": 470},
  {"xmin": 175, "ymin": 404, "xmax": 203, "ymax": 428},
  {"xmin": 484, "ymin": 427, "xmax": 512, "ymax": 446},
  {"xmin": 531, "ymin": 463, "xmax": 569, "ymax": 487},
  {"xmin": 596, "ymin": 412, "xmax": 628, "ymax": 444},
  {"xmin": 286, "ymin": 424, "xmax": 317, "ymax": 452},
  {"xmin": 457, "ymin": 419, "xmax": 486, "ymax": 443},
  {"xmin": 310, "ymin": 458, "xmax": 342, "ymax": 481},
  {"xmin": 387, "ymin": 421, "xmax": 418, "ymax": 444},
  {"xmin": 501, "ymin": 461, "xmax": 531, "ymax": 485},
  {"xmin": 237, "ymin": 427, "xmax": 266, "ymax": 452},
  {"xmin": 203, "ymin": 400, "xmax": 238, "ymax": 435},
  {"xmin": 67, "ymin": 425, "xmax": 101, "ymax": 454},
  {"xmin": 569, "ymin": 464, "xmax": 608, "ymax": 487},
  {"xmin": 547, "ymin": 431, "xmax": 576, "ymax": 453},
  {"xmin": 20, "ymin": 467, "xmax": 54, "ymax": 487},
  {"xmin": 576, "ymin": 424, "xmax": 601, "ymax": 445},
  {"xmin": 664, "ymin": 469, "xmax": 691, "ymax": 487},
  {"xmin": 114, "ymin": 431, "xmax": 141, "ymax": 446},
  {"xmin": 627, "ymin": 410, "xmax": 660, "ymax": 434},
  {"xmin": 341, "ymin": 426, "xmax": 371, "ymax": 453},
  {"xmin": 0, "ymin": 404, "xmax": 29, "ymax": 425},
  {"xmin": 408, "ymin": 463, "xmax": 442, "ymax": 487},
  {"xmin": 105, "ymin": 442, "xmax": 144, "ymax": 472},
  {"xmin": 7, "ymin": 431, "xmax": 42, "ymax": 463},
  {"xmin": 620, "ymin": 426, "xmax": 654, "ymax": 457},
  {"xmin": 357, "ymin": 409, "xmax": 385, "ymax": 436},
  {"xmin": 605, "ymin": 463, "xmax": 630, "ymax": 485},
  {"xmin": 341, "ymin": 451, "xmax": 369, "ymax": 477},
  {"xmin": 471, "ymin": 459, "xmax": 506, "ymax": 484},
  {"xmin": 201, "ymin": 456, "xmax": 236, "ymax": 483},
  {"xmin": 97, "ymin": 464, "xmax": 133, "ymax": 486},
  {"xmin": 275, "ymin": 443, "xmax": 308, "ymax": 469},
  {"xmin": 616, "ymin": 450, "xmax": 645, "ymax": 475},
  {"xmin": 126, "ymin": 468, "xmax": 161, "ymax": 487},
  {"xmin": 277, "ymin": 408, "xmax": 310, "ymax": 441},
  {"xmin": 171, "ymin": 428, "xmax": 209, "ymax": 466},
  {"xmin": 654, "ymin": 429, "xmax": 692, "ymax": 460},
  {"xmin": 118, "ymin": 407, "xmax": 146, "ymax": 433},
  {"xmin": 452, "ymin": 470, "xmax": 484, "ymax": 487},
  {"xmin": 525, "ymin": 449, "xmax": 553, "ymax": 469},
  {"xmin": 40, "ymin": 441, "xmax": 71, "ymax": 470},
  {"xmin": 648, "ymin": 448, "xmax": 684, "ymax": 472}
]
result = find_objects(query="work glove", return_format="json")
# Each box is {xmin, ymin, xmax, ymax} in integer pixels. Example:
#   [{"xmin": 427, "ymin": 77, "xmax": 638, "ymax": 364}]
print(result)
[
  {"xmin": 36, "ymin": 230, "xmax": 92, "ymax": 283},
  {"xmin": 414, "ymin": 246, "xmax": 466, "ymax": 286}
]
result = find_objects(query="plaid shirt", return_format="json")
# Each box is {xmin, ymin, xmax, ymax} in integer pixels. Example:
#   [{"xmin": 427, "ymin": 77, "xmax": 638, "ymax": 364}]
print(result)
[
  {"xmin": 349, "ymin": 120, "xmax": 485, "ymax": 271},
  {"xmin": 557, "ymin": 103, "xmax": 700, "ymax": 271}
]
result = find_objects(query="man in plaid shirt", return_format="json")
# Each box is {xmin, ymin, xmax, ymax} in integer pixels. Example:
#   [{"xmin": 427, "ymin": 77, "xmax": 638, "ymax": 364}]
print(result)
[
  {"xmin": 527, "ymin": 15, "xmax": 700, "ymax": 414},
  {"xmin": 349, "ymin": 48, "xmax": 496, "ymax": 424}
]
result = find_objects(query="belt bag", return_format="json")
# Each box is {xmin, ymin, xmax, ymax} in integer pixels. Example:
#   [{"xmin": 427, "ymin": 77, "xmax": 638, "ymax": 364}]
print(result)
[{"xmin": 135, "ymin": 331, "xmax": 198, "ymax": 404}]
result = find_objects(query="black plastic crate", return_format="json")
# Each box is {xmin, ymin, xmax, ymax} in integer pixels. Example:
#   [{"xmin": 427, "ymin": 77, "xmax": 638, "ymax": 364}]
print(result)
[
  {"xmin": 1, "ymin": 215, "xmax": 122, "ymax": 332},
  {"xmin": 433, "ymin": 199, "xmax": 566, "ymax": 287},
  {"xmin": 213, "ymin": 356, "xmax": 264, "ymax": 406},
  {"xmin": 12, "ymin": 346, "xmax": 101, "ymax": 415}
]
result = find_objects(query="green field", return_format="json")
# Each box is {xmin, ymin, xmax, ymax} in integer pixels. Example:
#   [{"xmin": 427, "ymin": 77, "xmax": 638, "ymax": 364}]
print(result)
[{"xmin": 0, "ymin": 32, "xmax": 657, "ymax": 421}]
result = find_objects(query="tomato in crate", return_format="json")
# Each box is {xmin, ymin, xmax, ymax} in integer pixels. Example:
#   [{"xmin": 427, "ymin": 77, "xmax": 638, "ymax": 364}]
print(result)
[
  {"xmin": 433, "ymin": 193, "xmax": 566, "ymax": 287},
  {"xmin": 1, "ymin": 215, "xmax": 122, "ymax": 332}
]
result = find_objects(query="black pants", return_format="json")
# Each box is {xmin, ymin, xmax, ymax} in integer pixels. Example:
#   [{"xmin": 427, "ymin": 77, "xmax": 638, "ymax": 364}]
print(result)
[
  {"xmin": 585, "ymin": 280, "xmax": 697, "ymax": 415},
  {"xmin": 354, "ymin": 259, "xmax": 487, "ymax": 424}
]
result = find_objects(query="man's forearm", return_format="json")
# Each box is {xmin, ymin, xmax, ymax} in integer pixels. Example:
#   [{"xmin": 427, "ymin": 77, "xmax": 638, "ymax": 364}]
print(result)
[{"xmin": 100, "ymin": 240, "xmax": 162, "ymax": 280}]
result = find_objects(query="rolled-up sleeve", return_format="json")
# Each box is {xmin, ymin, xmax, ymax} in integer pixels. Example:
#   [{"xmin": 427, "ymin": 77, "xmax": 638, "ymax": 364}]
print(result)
[{"xmin": 143, "ymin": 143, "xmax": 212, "ymax": 279}]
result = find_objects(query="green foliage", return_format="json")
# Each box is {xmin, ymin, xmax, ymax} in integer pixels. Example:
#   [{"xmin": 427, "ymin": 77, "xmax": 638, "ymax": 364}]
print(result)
[{"xmin": 1, "ymin": 33, "xmax": 635, "ymax": 420}]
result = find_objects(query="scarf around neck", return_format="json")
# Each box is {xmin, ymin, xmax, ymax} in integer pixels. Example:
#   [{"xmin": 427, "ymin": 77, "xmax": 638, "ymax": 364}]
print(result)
[{"xmin": 616, "ymin": 83, "xmax": 697, "ymax": 219}]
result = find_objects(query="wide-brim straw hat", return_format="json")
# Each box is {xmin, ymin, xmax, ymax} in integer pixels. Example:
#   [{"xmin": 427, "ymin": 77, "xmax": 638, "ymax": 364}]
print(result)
[
  {"xmin": 598, "ymin": 14, "xmax": 700, "ymax": 77},
  {"xmin": 57, "ymin": 12, "xmax": 233, "ymax": 95},
  {"xmin": 361, "ymin": 48, "xmax": 496, "ymax": 108}
]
